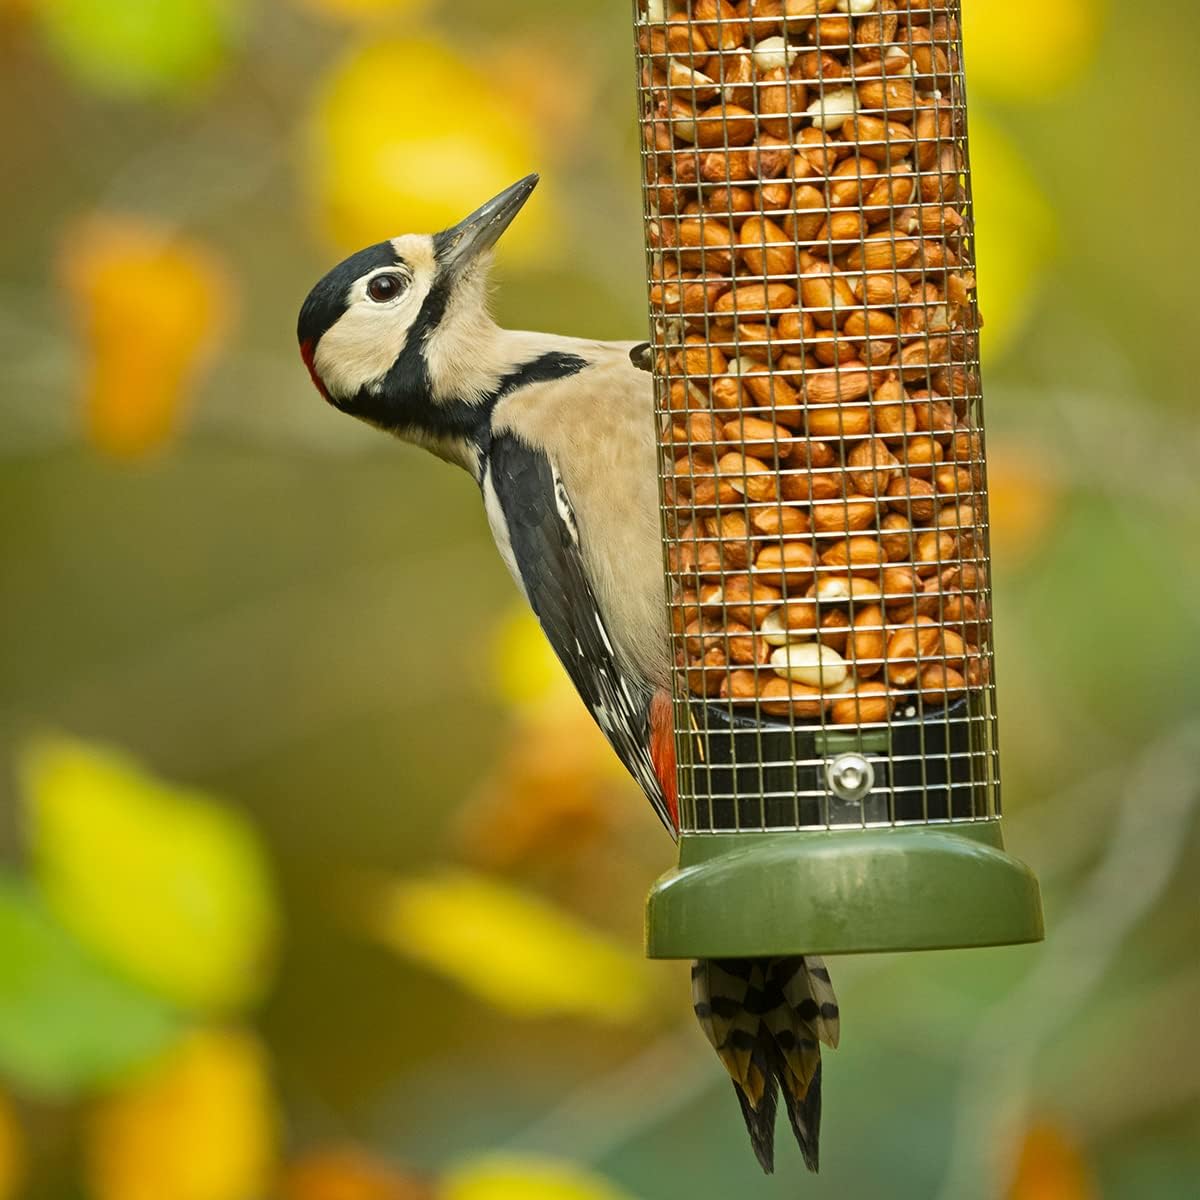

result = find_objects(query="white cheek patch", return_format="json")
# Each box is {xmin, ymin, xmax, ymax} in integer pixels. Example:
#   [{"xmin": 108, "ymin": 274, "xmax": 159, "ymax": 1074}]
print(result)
[
  {"xmin": 313, "ymin": 300, "xmax": 413, "ymax": 399},
  {"xmin": 313, "ymin": 235, "xmax": 438, "ymax": 402}
]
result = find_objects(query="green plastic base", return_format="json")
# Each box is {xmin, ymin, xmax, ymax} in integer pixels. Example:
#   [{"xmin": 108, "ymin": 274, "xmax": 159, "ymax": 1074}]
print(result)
[{"xmin": 645, "ymin": 821, "xmax": 1044, "ymax": 959}]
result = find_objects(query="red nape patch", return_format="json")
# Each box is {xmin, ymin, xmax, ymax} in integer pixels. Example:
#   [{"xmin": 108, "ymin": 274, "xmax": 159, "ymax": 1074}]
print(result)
[
  {"xmin": 298, "ymin": 339, "xmax": 332, "ymax": 402},
  {"xmin": 649, "ymin": 688, "xmax": 679, "ymax": 832}
]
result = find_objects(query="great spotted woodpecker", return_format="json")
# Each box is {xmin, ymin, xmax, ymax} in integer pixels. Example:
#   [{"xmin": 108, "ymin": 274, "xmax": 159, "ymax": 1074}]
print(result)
[{"xmin": 297, "ymin": 175, "xmax": 839, "ymax": 1174}]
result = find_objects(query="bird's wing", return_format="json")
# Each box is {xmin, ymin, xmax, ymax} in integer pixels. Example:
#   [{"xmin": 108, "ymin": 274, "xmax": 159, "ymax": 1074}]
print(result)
[{"xmin": 483, "ymin": 430, "xmax": 676, "ymax": 834}]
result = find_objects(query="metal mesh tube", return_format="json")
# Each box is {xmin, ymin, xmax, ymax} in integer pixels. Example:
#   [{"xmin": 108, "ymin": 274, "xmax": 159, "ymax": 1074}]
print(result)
[{"xmin": 634, "ymin": 0, "xmax": 998, "ymax": 833}]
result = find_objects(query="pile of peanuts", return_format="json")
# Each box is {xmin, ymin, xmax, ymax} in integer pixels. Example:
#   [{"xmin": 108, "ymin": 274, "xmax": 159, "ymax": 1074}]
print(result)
[{"xmin": 637, "ymin": 0, "xmax": 991, "ymax": 726}]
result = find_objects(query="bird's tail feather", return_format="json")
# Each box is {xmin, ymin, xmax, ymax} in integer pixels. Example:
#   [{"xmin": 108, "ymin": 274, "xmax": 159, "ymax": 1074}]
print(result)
[{"xmin": 692, "ymin": 956, "xmax": 839, "ymax": 1174}]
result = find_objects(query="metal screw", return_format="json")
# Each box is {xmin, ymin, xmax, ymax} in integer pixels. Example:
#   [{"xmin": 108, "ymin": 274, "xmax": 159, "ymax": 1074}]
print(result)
[{"xmin": 827, "ymin": 752, "xmax": 874, "ymax": 803}]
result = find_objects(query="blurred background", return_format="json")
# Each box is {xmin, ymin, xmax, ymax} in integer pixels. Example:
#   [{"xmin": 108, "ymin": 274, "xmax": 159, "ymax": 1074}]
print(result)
[{"xmin": 1, "ymin": 1, "xmax": 1198, "ymax": 1197}]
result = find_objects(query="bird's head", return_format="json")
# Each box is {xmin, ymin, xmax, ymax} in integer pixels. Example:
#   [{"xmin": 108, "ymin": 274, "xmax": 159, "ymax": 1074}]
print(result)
[{"xmin": 296, "ymin": 174, "xmax": 538, "ymax": 438}]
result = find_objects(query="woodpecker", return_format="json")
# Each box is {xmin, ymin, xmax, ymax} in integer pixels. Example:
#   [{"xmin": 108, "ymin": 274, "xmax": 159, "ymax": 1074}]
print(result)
[{"xmin": 297, "ymin": 175, "xmax": 839, "ymax": 1174}]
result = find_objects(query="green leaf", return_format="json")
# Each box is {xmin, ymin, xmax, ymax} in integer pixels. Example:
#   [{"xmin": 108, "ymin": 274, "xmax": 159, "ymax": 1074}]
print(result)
[
  {"xmin": 21, "ymin": 736, "xmax": 279, "ymax": 1015},
  {"xmin": 0, "ymin": 874, "xmax": 178, "ymax": 1097},
  {"xmin": 35, "ymin": 0, "xmax": 240, "ymax": 100}
]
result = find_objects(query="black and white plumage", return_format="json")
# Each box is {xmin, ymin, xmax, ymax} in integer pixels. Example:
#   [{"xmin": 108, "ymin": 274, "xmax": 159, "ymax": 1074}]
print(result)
[
  {"xmin": 297, "ymin": 174, "xmax": 838, "ymax": 1175},
  {"xmin": 484, "ymin": 433, "xmax": 672, "ymax": 829}
]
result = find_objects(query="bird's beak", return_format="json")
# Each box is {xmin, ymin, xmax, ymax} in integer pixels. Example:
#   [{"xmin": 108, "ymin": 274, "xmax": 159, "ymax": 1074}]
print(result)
[{"xmin": 435, "ymin": 174, "xmax": 539, "ymax": 275}]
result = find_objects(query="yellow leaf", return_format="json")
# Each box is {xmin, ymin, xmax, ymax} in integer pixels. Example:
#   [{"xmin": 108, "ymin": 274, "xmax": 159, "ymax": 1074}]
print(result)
[
  {"xmin": 965, "ymin": 0, "xmax": 1104, "ymax": 101},
  {"xmin": 488, "ymin": 607, "xmax": 627, "ymax": 785},
  {"xmin": 305, "ymin": 37, "xmax": 551, "ymax": 260},
  {"xmin": 86, "ymin": 1029, "xmax": 277, "ymax": 1200},
  {"xmin": 1006, "ymin": 1121, "xmax": 1097, "ymax": 1200},
  {"xmin": 490, "ymin": 607, "xmax": 575, "ymax": 713},
  {"xmin": 969, "ymin": 113, "xmax": 1056, "ymax": 361},
  {"xmin": 21, "ymin": 736, "xmax": 278, "ymax": 1014},
  {"xmin": 443, "ymin": 1155, "xmax": 640, "ymax": 1200},
  {"xmin": 367, "ymin": 869, "xmax": 650, "ymax": 1023},
  {"xmin": 0, "ymin": 1092, "xmax": 24, "ymax": 1200},
  {"xmin": 60, "ymin": 215, "xmax": 234, "ymax": 459},
  {"xmin": 282, "ymin": 1147, "xmax": 433, "ymax": 1200}
]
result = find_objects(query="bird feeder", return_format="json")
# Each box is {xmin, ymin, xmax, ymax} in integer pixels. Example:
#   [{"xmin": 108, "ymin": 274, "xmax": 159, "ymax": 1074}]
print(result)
[{"xmin": 634, "ymin": 0, "xmax": 1043, "ymax": 958}]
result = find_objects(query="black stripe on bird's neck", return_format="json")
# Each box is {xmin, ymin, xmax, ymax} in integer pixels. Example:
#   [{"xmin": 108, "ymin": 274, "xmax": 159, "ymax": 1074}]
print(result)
[{"xmin": 346, "ymin": 340, "xmax": 589, "ymax": 456}]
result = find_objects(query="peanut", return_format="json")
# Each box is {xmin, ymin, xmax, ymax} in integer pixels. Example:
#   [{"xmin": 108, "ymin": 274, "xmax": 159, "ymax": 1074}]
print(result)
[
  {"xmin": 750, "ymin": 503, "xmax": 811, "ymax": 536},
  {"xmin": 817, "ymin": 608, "xmax": 851, "ymax": 654},
  {"xmin": 811, "ymin": 493, "xmax": 876, "ymax": 533},
  {"xmin": 831, "ymin": 680, "xmax": 893, "ymax": 725},
  {"xmin": 753, "ymin": 540, "xmax": 817, "ymax": 589},
  {"xmin": 737, "ymin": 215, "xmax": 797, "ymax": 277},
  {"xmin": 759, "ymin": 678, "xmax": 828, "ymax": 718},
  {"xmin": 771, "ymin": 642, "xmax": 849, "ymax": 688},
  {"xmin": 847, "ymin": 437, "xmax": 902, "ymax": 496},
  {"xmin": 717, "ymin": 451, "xmax": 778, "ymax": 501},
  {"xmin": 884, "ymin": 615, "xmax": 941, "ymax": 686},
  {"xmin": 808, "ymin": 575, "xmax": 882, "ymax": 605},
  {"xmin": 819, "ymin": 535, "xmax": 886, "ymax": 575},
  {"xmin": 845, "ymin": 603, "xmax": 887, "ymax": 679}
]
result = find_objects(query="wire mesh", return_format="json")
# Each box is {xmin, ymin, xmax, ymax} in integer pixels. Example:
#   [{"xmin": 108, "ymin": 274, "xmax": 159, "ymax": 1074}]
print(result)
[{"xmin": 634, "ymin": 0, "xmax": 998, "ymax": 834}]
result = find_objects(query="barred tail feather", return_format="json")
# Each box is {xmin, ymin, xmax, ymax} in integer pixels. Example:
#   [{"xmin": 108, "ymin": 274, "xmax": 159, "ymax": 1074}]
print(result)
[
  {"xmin": 692, "ymin": 956, "xmax": 838, "ymax": 1175},
  {"xmin": 732, "ymin": 1054, "xmax": 779, "ymax": 1174},
  {"xmin": 780, "ymin": 1059, "xmax": 822, "ymax": 1174}
]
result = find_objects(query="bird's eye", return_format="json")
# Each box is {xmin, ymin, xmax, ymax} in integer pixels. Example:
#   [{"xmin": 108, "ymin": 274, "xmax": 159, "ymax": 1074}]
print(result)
[{"xmin": 366, "ymin": 273, "xmax": 404, "ymax": 303}]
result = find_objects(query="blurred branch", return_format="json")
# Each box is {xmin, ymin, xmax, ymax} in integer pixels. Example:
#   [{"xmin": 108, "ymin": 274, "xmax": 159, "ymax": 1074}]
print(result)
[
  {"xmin": 0, "ymin": 541, "xmax": 495, "ymax": 778},
  {"xmin": 933, "ymin": 718, "xmax": 1200, "ymax": 1200},
  {"xmin": 1071, "ymin": 962, "xmax": 1200, "ymax": 1138},
  {"xmin": 98, "ymin": 104, "xmax": 288, "ymax": 225},
  {"xmin": 503, "ymin": 1025, "xmax": 712, "ymax": 1166},
  {"xmin": 996, "ymin": 384, "xmax": 1200, "ymax": 516}
]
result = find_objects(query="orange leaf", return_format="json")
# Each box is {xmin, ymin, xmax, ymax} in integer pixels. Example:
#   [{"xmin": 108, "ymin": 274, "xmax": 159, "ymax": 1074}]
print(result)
[
  {"xmin": 86, "ymin": 1029, "xmax": 277, "ymax": 1200},
  {"xmin": 60, "ymin": 215, "xmax": 234, "ymax": 459},
  {"xmin": 455, "ymin": 706, "xmax": 623, "ymax": 871},
  {"xmin": 0, "ymin": 1092, "xmax": 24, "ymax": 1200},
  {"xmin": 986, "ymin": 439, "xmax": 1061, "ymax": 565},
  {"xmin": 1007, "ymin": 1122, "xmax": 1097, "ymax": 1200},
  {"xmin": 281, "ymin": 1147, "xmax": 433, "ymax": 1200}
]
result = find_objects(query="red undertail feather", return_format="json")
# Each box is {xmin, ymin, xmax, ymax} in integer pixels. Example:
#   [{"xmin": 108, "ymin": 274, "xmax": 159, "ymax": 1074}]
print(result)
[{"xmin": 648, "ymin": 688, "xmax": 678, "ymax": 832}]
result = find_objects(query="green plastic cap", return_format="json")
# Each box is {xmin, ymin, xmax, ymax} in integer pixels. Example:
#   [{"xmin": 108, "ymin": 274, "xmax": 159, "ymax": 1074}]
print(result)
[{"xmin": 646, "ymin": 821, "xmax": 1044, "ymax": 959}]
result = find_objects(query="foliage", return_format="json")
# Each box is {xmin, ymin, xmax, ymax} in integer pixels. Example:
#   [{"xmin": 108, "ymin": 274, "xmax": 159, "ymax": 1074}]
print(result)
[
  {"xmin": 443, "ymin": 1154, "xmax": 640, "ymax": 1200},
  {"xmin": 0, "ymin": 875, "xmax": 178, "ymax": 1096},
  {"xmin": 22, "ymin": 736, "xmax": 278, "ymax": 1013},
  {"xmin": 34, "ymin": 0, "xmax": 241, "ymax": 99},
  {"xmin": 59, "ymin": 216, "xmax": 234, "ymax": 459},
  {"xmin": 84, "ymin": 1029, "xmax": 277, "ymax": 1200},
  {"xmin": 305, "ymin": 37, "xmax": 550, "ymax": 257},
  {"xmin": 366, "ymin": 869, "xmax": 652, "ymax": 1023}
]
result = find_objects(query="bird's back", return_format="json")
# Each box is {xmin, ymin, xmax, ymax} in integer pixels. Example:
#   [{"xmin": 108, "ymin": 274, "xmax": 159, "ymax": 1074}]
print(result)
[{"xmin": 490, "ymin": 338, "xmax": 671, "ymax": 689}]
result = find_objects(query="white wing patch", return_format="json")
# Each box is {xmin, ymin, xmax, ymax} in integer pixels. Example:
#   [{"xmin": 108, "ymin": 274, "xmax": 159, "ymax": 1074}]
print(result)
[
  {"xmin": 553, "ymin": 466, "xmax": 579, "ymax": 545},
  {"xmin": 482, "ymin": 466, "xmax": 528, "ymax": 602}
]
